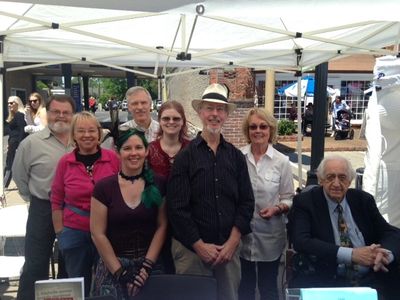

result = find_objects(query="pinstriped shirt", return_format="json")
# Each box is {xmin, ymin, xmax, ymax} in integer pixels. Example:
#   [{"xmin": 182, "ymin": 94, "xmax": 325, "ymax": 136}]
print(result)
[{"xmin": 167, "ymin": 133, "xmax": 255, "ymax": 249}]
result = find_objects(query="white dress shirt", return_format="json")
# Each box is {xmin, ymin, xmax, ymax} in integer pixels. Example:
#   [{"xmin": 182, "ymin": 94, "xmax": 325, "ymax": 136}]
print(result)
[{"xmin": 240, "ymin": 144, "xmax": 294, "ymax": 261}]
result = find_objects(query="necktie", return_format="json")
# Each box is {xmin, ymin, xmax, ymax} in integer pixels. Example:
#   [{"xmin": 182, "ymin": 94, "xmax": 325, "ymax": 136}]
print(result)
[
  {"xmin": 336, "ymin": 204, "xmax": 353, "ymax": 248},
  {"xmin": 336, "ymin": 204, "xmax": 358, "ymax": 284}
]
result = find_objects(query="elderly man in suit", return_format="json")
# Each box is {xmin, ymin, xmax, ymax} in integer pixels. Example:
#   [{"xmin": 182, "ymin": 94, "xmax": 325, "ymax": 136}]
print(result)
[{"xmin": 290, "ymin": 155, "xmax": 400, "ymax": 300}]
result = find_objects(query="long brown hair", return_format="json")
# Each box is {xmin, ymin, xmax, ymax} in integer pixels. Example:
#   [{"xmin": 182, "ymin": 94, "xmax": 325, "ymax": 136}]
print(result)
[
  {"xmin": 29, "ymin": 92, "xmax": 45, "ymax": 115},
  {"xmin": 157, "ymin": 100, "xmax": 188, "ymax": 141}
]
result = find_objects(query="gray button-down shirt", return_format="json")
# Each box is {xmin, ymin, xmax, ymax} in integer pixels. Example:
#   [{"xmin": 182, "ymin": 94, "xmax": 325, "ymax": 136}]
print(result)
[{"xmin": 12, "ymin": 127, "xmax": 73, "ymax": 201}]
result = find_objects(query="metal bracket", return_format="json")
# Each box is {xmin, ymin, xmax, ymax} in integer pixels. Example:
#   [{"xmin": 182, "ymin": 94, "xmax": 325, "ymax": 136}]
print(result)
[{"xmin": 176, "ymin": 52, "xmax": 191, "ymax": 61}]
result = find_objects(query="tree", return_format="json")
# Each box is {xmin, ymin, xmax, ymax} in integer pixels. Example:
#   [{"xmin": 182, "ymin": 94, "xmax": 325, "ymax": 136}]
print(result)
[{"xmin": 137, "ymin": 79, "xmax": 158, "ymax": 99}]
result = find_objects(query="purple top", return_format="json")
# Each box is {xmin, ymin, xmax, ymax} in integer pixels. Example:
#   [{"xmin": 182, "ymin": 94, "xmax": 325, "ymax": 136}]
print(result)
[{"xmin": 93, "ymin": 174, "xmax": 161, "ymax": 259}]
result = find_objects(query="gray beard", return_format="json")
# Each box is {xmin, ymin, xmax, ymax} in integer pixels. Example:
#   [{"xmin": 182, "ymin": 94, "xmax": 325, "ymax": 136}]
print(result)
[
  {"xmin": 48, "ymin": 121, "xmax": 71, "ymax": 134},
  {"xmin": 205, "ymin": 125, "xmax": 222, "ymax": 135}
]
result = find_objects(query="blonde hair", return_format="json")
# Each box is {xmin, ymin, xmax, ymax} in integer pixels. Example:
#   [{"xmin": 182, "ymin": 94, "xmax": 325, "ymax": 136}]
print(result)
[
  {"xmin": 29, "ymin": 92, "xmax": 45, "ymax": 117},
  {"xmin": 6, "ymin": 96, "xmax": 25, "ymax": 123},
  {"xmin": 242, "ymin": 108, "xmax": 278, "ymax": 144},
  {"xmin": 70, "ymin": 111, "xmax": 102, "ymax": 148}
]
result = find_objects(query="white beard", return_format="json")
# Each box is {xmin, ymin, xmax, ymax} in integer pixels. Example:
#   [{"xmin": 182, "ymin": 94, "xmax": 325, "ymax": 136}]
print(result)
[{"xmin": 49, "ymin": 121, "xmax": 71, "ymax": 134}]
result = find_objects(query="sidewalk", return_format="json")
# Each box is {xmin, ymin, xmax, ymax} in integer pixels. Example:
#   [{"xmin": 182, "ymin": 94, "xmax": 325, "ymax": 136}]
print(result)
[{"xmin": 275, "ymin": 127, "xmax": 366, "ymax": 153}]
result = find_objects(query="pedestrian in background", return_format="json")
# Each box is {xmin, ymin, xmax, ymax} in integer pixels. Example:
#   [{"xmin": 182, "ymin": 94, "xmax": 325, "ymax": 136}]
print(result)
[
  {"xmin": 24, "ymin": 92, "xmax": 47, "ymax": 134},
  {"xmin": 4, "ymin": 96, "xmax": 27, "ymax": 189}
]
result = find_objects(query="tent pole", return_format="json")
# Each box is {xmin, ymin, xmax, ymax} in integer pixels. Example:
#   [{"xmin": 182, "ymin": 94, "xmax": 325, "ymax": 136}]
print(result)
[
  {"xmin": 296, "ymin": 76, "xmax": 303, "ymax": 189},
  {"xmin": 307, "ymin": 62, "xmax": 328, "ymax": 185}
]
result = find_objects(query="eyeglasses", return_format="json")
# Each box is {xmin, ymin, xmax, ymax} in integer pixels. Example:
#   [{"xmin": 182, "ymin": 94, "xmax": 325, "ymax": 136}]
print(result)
[
  {"xmin": 160, "ymin": 116, "xmax": 182, "ymax": 122},
  {"xmin": 249, "ymin": 124, "xmax": 269, "ymax": 131},
  {"xmin": 29, "ymin": 99, "xmax": 38, "ymax": 103},
  {"xmin": 8, "ymin": 102, "xmax": 16, "ymax": 105},
  {"xmin": 49, "ymin": 110, "xmax": 73, "ymax": 117},
  {"xmin": 76, "ymin": 129, "xmax": 98, "ymax": 135}
]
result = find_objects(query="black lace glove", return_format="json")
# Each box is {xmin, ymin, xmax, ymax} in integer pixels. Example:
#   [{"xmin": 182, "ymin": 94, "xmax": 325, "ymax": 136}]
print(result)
[
  {"xmin": 113, "ymin": 265, "xmax": 136, "ymax": 286},
  {"xmin": 133, "ymin": 257, "xmax": 155, "ymax": 288}
]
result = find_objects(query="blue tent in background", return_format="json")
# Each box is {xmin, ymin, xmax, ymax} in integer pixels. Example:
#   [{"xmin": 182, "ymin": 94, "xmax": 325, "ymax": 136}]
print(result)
[{"xmin": 278, "ymin": 76, "xmax": 336, "ymax": 97}]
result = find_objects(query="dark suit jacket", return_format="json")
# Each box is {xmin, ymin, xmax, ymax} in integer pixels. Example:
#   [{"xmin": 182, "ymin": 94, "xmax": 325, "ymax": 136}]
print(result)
[{"xmin": 290, "ymin": 186, "xmax": 400, "ymax": 285}]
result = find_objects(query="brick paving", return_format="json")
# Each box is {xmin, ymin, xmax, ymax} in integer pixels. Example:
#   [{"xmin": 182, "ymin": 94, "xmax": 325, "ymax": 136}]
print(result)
[{"xmin": 275, "ymin": 127, "xmax": 366, "ymax": 153}]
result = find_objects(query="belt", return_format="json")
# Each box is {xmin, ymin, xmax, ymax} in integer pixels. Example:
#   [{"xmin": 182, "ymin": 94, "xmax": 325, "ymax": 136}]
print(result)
[{"xmin": 65, "ymin": 204, "xmax": 90, "ymax": 217}]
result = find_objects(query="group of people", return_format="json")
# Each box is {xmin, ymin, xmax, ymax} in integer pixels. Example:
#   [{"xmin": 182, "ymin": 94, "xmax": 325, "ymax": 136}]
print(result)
[
  {"xmin": 8, "ymin": 83, "xmax": 400, "ymax": 300},
  {"xmin": 4, "ymin": 92, "xmax": 47, "ymax": 189}
]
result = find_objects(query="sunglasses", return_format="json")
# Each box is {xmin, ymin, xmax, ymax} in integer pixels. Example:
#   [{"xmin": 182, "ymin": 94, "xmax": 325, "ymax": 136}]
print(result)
[
  {"xmin": 29, "ymin": 99, "xmax": 38, "ymax": 103},
  {"xmin": 161, "ymin": 116, "xmax": 182, "ymax": 122},
  {"xmin": 249, "ymin": 124, "xmax": 269, "ymax": 131}
]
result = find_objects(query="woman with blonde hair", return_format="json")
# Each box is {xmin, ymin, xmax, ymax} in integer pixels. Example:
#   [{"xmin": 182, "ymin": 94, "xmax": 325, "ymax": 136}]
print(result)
[
  {"xmin": 24, "ymin": 92, "xmax": 47, "ymax": 133},
  {"xmin": 51, "ymin": 111, "xmax": 120, "ymax": 296},
  {"xmin": 4, "ymin": 96, "xmax": 27, "ymax": 188},
  {"xmin": 239, "ymin": 108, "xmax": 294, "ymax": 300}
]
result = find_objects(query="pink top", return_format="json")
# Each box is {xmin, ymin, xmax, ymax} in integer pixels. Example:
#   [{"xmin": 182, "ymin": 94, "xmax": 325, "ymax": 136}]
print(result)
[{"xmin": 51, "ymin": 148, "xmax": 120, "ymax": 231}]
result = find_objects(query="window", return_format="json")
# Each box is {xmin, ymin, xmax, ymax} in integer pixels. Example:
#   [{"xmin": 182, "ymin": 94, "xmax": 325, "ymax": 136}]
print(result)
[{"xmin": 340, "ymin": 80, "xmax": 371, "ymax": 121}]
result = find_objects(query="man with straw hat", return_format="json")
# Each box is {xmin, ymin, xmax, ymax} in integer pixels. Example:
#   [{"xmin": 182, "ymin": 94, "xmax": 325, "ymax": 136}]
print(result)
[{"xmin": 167, "ymin": 83, "xmax": 254, "ymax": 300}]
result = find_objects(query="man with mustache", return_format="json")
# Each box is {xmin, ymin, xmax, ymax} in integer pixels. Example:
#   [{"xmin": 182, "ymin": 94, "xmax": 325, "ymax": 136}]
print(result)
[
  {"xmin": 167, "ymin": 83, "xmax": 254, "ymax": 300},
  {"xmin": 13, "ymin": 94, "xmax": 76, "ymax": 300},
  {"xmin": 119, "ymin": 86, "xmax": 159, "ymax": 142}
]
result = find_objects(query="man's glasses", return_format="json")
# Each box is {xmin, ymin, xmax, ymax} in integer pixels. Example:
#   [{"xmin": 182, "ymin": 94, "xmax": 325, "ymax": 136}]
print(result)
[
  {"xmin": 49, "ymin": 110, "xmax": 73, "ymax": 117},
  {"xmin": 160, "ymin": 116, "xmax": 182, "ymax": 122},
  {"xmin": 29, "ymin": 99, "xmax": 38, "ymax": 103},
  {"xmin": 249, "ymin": 124, "xmax": 269, "ymax": 131}
]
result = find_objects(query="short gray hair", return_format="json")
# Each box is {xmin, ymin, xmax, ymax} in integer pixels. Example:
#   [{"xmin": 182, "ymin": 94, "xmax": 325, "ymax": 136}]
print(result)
[
  {"xmin": 125, "ymin": 86, "xmax": 152, "ymax": 103},
  {"xmin": 316, "ymin": 155, "xmax": 356, "ymax": 182}
]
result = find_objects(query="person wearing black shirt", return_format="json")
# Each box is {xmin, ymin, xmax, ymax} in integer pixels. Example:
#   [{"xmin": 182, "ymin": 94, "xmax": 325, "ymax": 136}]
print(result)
[
  {"xmin": 4, "ymin": 96, "xmax": 27, "ymax": 188},
  {"xmin": 167, "ymin": 83, "xmax": 255, "ymax": 300}
]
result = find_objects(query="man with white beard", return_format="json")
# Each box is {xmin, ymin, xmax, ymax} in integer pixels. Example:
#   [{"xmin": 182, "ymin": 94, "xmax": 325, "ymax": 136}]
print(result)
[
  {"xmin": 13, "ymin": 94, "xmax": 76, "ymax": 300},
  {"xmin": 167, "ymin": 83, "xmax": 254, "ymax": 300}
]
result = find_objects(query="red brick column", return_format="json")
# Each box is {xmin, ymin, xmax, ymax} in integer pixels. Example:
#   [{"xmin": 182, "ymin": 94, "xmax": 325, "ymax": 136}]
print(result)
[{"xmin": 209, "ymin": 68, "xmax": 255, "ymax": 148}]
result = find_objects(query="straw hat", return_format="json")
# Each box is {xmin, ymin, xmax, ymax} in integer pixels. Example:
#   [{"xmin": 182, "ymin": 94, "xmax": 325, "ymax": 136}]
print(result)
[{"xmin": 191, "ymin": 83, "xmax": 236, "ymax": 114}]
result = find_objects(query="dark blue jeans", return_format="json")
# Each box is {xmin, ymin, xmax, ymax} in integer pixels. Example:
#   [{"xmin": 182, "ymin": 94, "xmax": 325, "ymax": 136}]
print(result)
[
  {"xmin": 17, "ymin": 197, "xmax": 55, "ymax": 300},
  {"xmin": 238, "ymin": 257, "xmax": 281, "ymax": 300},
  {"xmin": 57, "ymin": 226, "xmax": 97, "ymax": 296}
]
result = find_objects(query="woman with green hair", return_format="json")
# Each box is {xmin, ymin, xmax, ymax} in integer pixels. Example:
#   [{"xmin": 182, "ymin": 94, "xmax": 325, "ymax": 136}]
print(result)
[{"xmin": 91, "ymin": 129, "xmax": 167, "ymax": 298}]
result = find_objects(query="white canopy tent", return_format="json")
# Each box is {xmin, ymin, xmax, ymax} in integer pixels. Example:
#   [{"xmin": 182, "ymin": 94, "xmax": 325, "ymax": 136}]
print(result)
[{"xmin": 1, "ymin": 0, "xmax": 400, "ymax": 190}]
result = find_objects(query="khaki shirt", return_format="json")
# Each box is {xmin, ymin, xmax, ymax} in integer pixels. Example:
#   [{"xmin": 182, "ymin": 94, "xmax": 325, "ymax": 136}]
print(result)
[{"xmin": 12, "ymin": 127, "xmax": 73, "ymax": 201}]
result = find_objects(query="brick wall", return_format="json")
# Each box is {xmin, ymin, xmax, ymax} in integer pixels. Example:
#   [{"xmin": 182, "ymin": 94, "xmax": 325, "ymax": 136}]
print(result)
[
  {"xmin": 210, "ymin": 68, "xmax": 255, "ymax": 147},
  {"xmin": 222, "ymin": 101, "xmax": 254, "ymax": 148}
]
